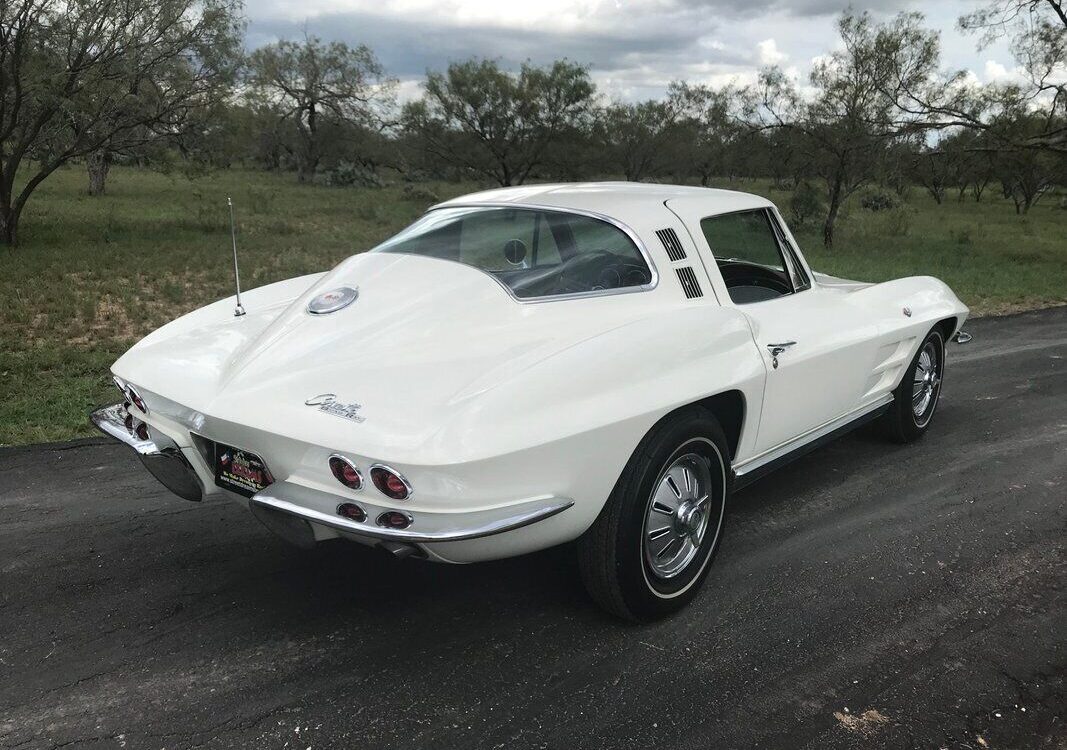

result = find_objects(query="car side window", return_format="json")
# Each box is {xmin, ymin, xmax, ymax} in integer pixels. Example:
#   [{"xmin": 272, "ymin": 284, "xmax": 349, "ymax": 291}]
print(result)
[
  {"xmin": 700, "ymin": 209, "xmax": 798, "ymax": 304},
  {"xmin": 458, "ymin": 209, "xmax": 538, "ymax": 271},
  {"xmin": 374, "ymin": 206, "xmax": 653, "ymax": 299}
]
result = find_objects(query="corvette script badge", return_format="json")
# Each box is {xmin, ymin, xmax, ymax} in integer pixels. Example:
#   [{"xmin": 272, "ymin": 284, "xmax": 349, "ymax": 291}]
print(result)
[{"xmin": 305, "ymin": 393, "xmax": 365, "ymax": 423}]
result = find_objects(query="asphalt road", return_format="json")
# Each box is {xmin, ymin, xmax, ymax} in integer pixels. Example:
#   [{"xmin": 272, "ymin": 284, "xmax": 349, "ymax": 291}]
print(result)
[{"xmin": 1, "ymin": 308, "xmax": 1065, "ymax": 750}]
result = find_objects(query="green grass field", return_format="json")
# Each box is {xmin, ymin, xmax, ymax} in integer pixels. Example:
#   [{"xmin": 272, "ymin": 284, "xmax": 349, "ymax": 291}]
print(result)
[{"xmin": 1, "ymin": 165, "xmax": 1065, "ymax": 445}]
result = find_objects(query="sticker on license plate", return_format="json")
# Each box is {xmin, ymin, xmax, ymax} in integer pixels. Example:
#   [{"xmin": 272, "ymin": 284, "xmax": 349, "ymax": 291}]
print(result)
[{"xmin": 214, "ymin": 444, "xmax": 273, "ymax": 497}]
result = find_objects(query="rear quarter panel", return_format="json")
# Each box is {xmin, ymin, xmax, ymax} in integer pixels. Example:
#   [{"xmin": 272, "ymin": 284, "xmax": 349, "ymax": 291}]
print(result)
[{"xmin": 426, "ymin": 303, "xmax": 766, "ymax": 554}]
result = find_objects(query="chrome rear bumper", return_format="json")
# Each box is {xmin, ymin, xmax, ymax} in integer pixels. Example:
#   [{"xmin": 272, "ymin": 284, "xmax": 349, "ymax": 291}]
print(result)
[
  {"xmin": 90, "ymin": 403, "xmax": 573, "ymax": 550},
  {"xmin": 252, "ymin": 481, "xmax": 573, "ymax": 544},
  {"xmin": 90, "ymin": 403, "xmax": 204, "ymax": 502}
]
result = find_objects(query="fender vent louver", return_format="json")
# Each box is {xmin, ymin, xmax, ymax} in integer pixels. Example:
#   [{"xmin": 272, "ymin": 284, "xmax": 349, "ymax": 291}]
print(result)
[
  {"xmin": 675, "ymin": 267, "xmax": 703, "ymax": 299},
  {"xmin": 655, "ymin": 228, "xmax": 687, "ymax": 261}
]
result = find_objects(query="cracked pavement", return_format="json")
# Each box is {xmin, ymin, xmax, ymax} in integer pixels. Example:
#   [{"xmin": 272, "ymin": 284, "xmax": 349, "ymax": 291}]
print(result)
[{"xmin": 1, "ymin": 307, "xmax": 1064, "ymax": 749}]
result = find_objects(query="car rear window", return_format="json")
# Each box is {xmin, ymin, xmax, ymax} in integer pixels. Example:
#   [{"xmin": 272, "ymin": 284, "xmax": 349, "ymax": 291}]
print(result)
[{"xmin": 372, "ymin": 206, "xmax": 654, "ymax": 299}]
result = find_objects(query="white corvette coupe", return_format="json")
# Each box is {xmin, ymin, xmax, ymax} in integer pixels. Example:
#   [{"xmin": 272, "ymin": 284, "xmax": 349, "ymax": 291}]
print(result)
[{"xmin": 92, "ymin": 183, "xmax": 969, "ymax": 620}]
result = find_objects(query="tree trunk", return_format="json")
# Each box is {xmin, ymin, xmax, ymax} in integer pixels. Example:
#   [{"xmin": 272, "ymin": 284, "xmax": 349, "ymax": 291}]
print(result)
[
  {"xmin": 87, "ymin": 150, "xmax": 112, "ymax": 196},
  {"xmin": 822, "ymin": 201, "xmax": 840, "ymax": 248},
  {"xmin": 298, "ymin": 104, "xmax": 318, "ymax": 183},
  {"xmin": 0, "ymin": 201, "xmax": 18, "ymax": 247},
  {"xmin": 822, "ymin": 177, "xmax": 843, "ymax": 249}
]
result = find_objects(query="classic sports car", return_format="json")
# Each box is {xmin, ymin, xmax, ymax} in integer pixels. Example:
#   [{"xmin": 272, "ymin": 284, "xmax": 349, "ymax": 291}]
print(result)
[{"xmin": 92, "ymin": 183, "xmax": 969, "ymax": 621}]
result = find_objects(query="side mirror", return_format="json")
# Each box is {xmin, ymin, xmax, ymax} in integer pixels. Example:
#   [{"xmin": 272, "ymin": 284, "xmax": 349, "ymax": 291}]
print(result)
[{"xmin": 503, "ymin": 238, "xmax": 527, "ymax": 266}]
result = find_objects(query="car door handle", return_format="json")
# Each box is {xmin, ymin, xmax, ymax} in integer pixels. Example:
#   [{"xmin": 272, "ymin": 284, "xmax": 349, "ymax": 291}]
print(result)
[{"xmin": 767, "ymin": 341, "xmax": 796, "ymax": 357}]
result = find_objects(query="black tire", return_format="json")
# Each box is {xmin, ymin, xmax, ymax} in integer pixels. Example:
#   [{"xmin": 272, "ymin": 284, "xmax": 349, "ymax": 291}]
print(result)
[
  {"xmin": 577, "ymin": 409, "xmax": 731, "ymax": 622},
  {"xmin": 882, "ymin": 328, "xmax": 945, "ymax": 443}
]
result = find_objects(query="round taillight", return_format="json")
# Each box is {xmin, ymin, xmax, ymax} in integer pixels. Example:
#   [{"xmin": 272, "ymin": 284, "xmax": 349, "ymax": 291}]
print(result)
[
  {"xmin": 123, "ymin": 413, "xmax": 134, "ymax": 431},
  {"xmin": 336, "ymin": 502, "xmax": 366, "ymax": 522},
  {"xmin": 125, "ymin": 385, "xmax": 147, "ymax": 413},
  {"xmin": 377, "ymin": 511, "xmax": 412, "ymax": 530},
  {"xmin": 371, "ymin": 466, "xmax": 411, "ymax": 500},
  {"xmin": 135, "ymin": 423, "xmax": 150, "ymax": 441},
  {"xmin": 328, "ymin": 455, "xmax": 363, "ymax": 490}
]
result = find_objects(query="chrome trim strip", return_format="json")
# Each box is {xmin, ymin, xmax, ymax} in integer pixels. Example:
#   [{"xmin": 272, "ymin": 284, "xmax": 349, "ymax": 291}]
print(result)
[
  {"xmin": 251, "ymin": 484, "xmax": 574, "ymax": 543},
  {"xmin": 733, "ymin": 394, "xmax": 894, "ymax": 478},
  {"xmin": 378, "ymin": 202, "xmax": 660, "ymax": 305}
]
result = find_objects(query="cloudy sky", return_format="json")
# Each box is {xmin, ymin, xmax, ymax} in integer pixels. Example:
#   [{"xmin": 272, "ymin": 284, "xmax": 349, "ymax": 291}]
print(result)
[{"xmin": 244, "ymin": 0, "xmax": 1021, "ymax": 101}]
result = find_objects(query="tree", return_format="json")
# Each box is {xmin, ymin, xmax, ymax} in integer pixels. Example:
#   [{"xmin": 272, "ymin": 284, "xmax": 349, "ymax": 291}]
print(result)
[
  {"xmin": 909, "ymin": 141, "xmax": 955, "ymax": 203},
  {"xmin": 884, "ymin": 1, "xmax": 1066, "ymax": 153},
  {"xmin": 756, "ymin": 11, "xmax": 941, "ymax": 247},
  {"xmin": 994, "ymin": 114, "xmax": 1065, "ymax": 211},
  {"xmin": 939, "ymin": 129, "xmax": 998, "ymax": 201},
  {"xmin": 668, "ymin": 82, "xmax": 745, "ymax": 186},
  {"xmin": 0, "ymin": 0, "xmax": 242, "ymax": 246},
  {"xmin": 404, "ymin": 59, "xmax": 595, "ymax": 186},
  {"xmin": 592, "ymin": 99, "xmax": 680, "ymax": 181},
  {"xmin": 248, "ymin": 35, "xmax": 395, "ymax": 183}
]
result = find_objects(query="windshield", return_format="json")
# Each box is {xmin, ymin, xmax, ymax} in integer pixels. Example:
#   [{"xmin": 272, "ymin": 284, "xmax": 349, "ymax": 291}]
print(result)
[{"xmin": 372, "ymin": 206, "xmax": 654, "ymax": 299}]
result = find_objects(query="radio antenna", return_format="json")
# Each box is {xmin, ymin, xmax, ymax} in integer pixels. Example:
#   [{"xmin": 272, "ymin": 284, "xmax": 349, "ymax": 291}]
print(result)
[{"xmin": 227, "ymin": 197, "xmax": 245, "ymax": 317}]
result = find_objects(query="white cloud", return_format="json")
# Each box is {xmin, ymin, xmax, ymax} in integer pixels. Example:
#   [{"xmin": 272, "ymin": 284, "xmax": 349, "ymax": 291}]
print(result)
[
  {"xmin": 983, "ymin": 59, "xmax": 1032, "ymax": 84},
  {"xmin": 395, "ymin": 78, "xmax": 424, "ymax": 103},
  {"xmin": 757, "ymin": 38, "xmax": 786, "ymax": 65},
  {"xmin": 243, "ymin": 0, "xmax": 1035, "ymax": 103},
  {"xmin": 983, "ymin": 59, "xmax": 1009, "ymax": 81},
  {"xmin": 955, "ymin": 69, "xmax": 982, "ymax": 90}
]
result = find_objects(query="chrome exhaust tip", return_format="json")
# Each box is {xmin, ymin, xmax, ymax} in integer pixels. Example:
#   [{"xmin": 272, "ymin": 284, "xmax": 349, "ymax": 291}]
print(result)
[
  {"xmin": 377, "ymin": 541, "xmax": 422, "ymax": 560},
  {"xmin": 954, "ymin": 330, "xmax": 972, "ymax": 344}
]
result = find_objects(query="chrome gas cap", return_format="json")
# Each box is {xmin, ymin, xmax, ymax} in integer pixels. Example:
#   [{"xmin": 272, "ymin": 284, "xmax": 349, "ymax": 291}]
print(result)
[{"xmin": 308, "ymin": 286, "xmax": 358, "ymax": 315}]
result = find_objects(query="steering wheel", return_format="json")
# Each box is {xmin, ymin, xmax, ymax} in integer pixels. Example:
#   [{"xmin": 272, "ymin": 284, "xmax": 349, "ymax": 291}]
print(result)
[
  {"xmin": 544, "ymin": 249, "xmax": 613, "ymax": 293},
  {"xmin": 718, "ymin": 261, "xmax": 792, "ymax": 296}
]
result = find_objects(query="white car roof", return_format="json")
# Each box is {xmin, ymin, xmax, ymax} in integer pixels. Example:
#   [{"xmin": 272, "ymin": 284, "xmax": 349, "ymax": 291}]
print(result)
[{"xmin": 433, "ymin": 182, "xmax": 774, "ymax": 219}]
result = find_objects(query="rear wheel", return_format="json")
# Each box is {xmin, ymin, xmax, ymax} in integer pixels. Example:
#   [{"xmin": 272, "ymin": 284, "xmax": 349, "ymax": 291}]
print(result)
[
  {"xmin": 578, "ymin": 409, "xmax": 730, "ymax": 621},
  {"xmin": 883, "ymin": 328, "xmax": 945, "ymax": 443}
]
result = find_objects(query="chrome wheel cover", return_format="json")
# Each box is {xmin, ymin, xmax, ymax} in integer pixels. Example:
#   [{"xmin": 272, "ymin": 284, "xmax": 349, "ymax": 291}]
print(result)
[
  {"xmin": 643, "ymin": 452, "xmax": 715, "ymax": 580},
  {"xmin": 912, "ymin": 339, "xmax": 942, "ymax": 425}
]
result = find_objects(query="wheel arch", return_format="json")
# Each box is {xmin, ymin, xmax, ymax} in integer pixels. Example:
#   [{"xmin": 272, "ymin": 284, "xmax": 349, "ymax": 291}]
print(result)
[
  {"xmin": 693, "ymin": 390, "xmax": 745, "ymax": 461},
  {"xmin": 640, "ymin": 390, "xmax": 746, "ymax": 462},
  {"xmin": 935, "ymin": 316, "xmax": 959, "ymax": 342}
]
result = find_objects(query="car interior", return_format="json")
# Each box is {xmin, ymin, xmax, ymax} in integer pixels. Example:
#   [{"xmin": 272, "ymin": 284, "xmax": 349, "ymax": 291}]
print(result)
[
  {"xmin": 377, "ymin": 206, "xmax": 654, "ymax": 298},
  {"xmin": 700, "ymin": 209, "xmax": 808, "ymax": 304}
]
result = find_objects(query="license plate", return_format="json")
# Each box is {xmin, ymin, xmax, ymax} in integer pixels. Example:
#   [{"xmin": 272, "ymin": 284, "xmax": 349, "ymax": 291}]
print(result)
[{"xmin": 214, "ymin": 443, "xmax": 273, "ymax": 497}]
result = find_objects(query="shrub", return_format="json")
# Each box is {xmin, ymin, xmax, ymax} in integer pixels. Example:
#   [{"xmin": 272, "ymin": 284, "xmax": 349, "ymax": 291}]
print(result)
[
  {"xmin": 860, "ymin": 187, "xmax": 899, "ymax": 212},
  {"xmin": 881, "ymin": 206, "xmax": 912, "ymax": 236},
  {"xmin": 322, "ymin": 161, "xmax": 383, "ymax": 188},
  {"xmin": 790, "ymin": 181, "xmax": 824, "ymax": 227},
  {"xmin": 402, "ymin": 184, "xmax": 441, "ymax": 204}
]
